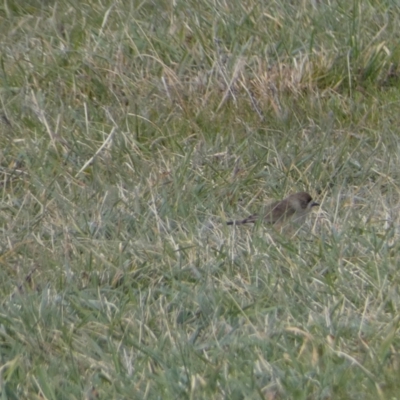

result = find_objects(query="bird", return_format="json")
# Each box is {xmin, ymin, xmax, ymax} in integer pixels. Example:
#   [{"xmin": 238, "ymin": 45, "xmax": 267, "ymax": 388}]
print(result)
[{"xmin": 227, "ymin": 192, "xmax": 319, "ymax": 226}]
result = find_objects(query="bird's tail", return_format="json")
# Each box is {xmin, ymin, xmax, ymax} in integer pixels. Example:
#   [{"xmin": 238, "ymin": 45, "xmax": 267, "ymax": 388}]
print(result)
[{"xmin": 227, "ymin": 215, "xmax": 257, "ymax": 225}]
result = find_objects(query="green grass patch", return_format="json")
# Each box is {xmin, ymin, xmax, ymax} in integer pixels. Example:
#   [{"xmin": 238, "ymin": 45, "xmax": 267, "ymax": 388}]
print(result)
[{"xmin": 1, "ymin": 0, "xmax": 400, "ymax": 398}]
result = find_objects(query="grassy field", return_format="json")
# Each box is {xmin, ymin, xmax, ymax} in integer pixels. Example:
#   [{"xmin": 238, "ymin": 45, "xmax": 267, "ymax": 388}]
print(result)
[{"xmin": 1, "ymin": 0, "xmax": 400, "ymax": 398}]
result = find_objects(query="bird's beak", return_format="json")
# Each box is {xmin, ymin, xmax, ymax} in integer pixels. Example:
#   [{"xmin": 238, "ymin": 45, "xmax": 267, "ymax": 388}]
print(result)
[{"xmin": 311, "ymin": 202, "xmax": 319, "ymax": 207}]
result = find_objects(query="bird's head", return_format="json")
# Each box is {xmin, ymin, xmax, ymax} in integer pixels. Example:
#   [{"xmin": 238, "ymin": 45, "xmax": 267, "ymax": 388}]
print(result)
[{"xmin": 289, "ymin": 192, "xmax": 319, "ymax": 213}]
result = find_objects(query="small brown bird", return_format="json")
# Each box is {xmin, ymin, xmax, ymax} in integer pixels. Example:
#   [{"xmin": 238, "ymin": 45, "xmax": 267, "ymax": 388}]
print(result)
[{"xmin": 227, "ymin": 192, "xmax": 319, "ymax": 226}]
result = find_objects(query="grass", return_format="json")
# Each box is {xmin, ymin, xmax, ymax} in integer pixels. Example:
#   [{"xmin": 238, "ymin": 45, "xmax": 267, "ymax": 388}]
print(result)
[{"xmin": 1, "ymin": 0, "xmax": 400, "ymax": 398}]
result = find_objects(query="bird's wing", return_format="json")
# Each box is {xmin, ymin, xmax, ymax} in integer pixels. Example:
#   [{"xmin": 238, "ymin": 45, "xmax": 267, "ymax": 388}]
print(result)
[
  {"xmin": 227, "ymin": 198, "xmax": 296, "ymax": 225},
  {"xmin": 264, "ymin": 200, "xmax": 295, "ymax": 223}
]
